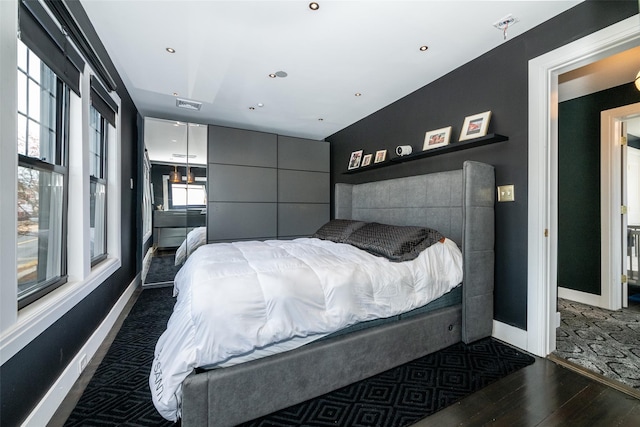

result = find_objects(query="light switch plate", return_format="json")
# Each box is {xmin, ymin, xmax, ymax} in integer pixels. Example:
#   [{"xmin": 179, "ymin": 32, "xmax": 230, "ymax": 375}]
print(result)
[{"xmin": 497, "ymin": 185, "xmax": 515, "ymax": 202}]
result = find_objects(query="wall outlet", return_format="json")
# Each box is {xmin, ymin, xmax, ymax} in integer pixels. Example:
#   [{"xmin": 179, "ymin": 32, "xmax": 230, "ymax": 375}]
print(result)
[
  {"xmin": 78, "ymin": 354, "xmax": 88, "ymax": 374},
  {"xmin": 497, "ymin": 185, "xmax": 515, "ymax": 202}
]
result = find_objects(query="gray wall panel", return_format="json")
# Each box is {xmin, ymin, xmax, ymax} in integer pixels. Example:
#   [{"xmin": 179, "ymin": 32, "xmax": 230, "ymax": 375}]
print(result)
[
  {"xmin": 210, "ymin": 165, "xmax": 277, "ymax": 202},
  {"xmin": 208, "ymin": 125, "xmax": 277, "ymax": 167},
  {"xmin": 278, "ymin": 204, "xmax": 330, "ymax": 237},
  {"xmin": 208, "ymin": 202, "xmax": 277, "ymax": 240},
  {"xmin": 278, "ymin": 170, "xmax": 329, "ymax": 203},
  {"xmin": 278, "ymin": 136, "xmax": 330, "ymax": 172}
]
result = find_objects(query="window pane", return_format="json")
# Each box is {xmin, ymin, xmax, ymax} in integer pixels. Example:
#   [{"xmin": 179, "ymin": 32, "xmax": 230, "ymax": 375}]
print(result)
[
  {"xmin": 27, "ymin": 119, "xmax": 41, "ymax": 159},
  {"xmin": 17, "ymin": 39, "xmax": 27, "ymax": 71},
  {"xmin": 17, "ymin": 114, "xmax": 27, "ymax": 156},
  {"xmin": 28, "ymin": 79, "xmax": 41, "ymax": 122},
  {"xmin": 187, "ymin": 184, "xmax": 207, "ymax": 206},
  {"xmin": 18, "ymin": 46, "xmax": 58, "ymax": 164},
  {"xmin": 170, "ymin": 183, "xmax": 206, "ymax": 207},
  {"xmin": 90, "ymin": 180, "xmax": 106, "ymax": 259},
  {"xmin": 17, "ymin": 71, "xmax": 27, "ymax": 114},
  {"xmin": 17, "ymin": 167, "xmax": 64, "ymax": 300},
  {"xmin": 28, "ymin": 49, "xmax": 41, "ymax": 82}
]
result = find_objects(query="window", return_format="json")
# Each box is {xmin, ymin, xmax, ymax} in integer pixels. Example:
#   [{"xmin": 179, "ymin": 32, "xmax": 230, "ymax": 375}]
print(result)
[
  {"xmin": 17, "ymin": 39, "xmax": 69, "ymax": 308},
  {"xmin": 89, "ymin": 106, "xmax": 107, "ymax": 264},
  {"xmin": 169, "ymin": 181, "xmax": 207, "ymax": 209}
]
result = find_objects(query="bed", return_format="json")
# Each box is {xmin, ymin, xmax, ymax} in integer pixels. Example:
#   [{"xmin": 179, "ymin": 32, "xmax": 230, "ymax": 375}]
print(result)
[
  {"xmin": 174, "ymin": 226, "xmax": 207, "ymax": 265},
  {"xmin": 154, "ymin": 160, "xmax": 495, "ymax": 426}
]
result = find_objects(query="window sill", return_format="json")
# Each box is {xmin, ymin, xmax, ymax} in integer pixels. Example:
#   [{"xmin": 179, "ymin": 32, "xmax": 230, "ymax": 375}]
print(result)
[{"xmin": 0, "ymin": 256, "xmax": 121, "ymax": 364}]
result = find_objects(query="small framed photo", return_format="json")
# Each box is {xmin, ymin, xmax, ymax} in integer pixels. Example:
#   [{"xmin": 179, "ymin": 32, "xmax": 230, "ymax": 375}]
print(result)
[
  {"xmin": 423, "ymin": 126, "xmax": 452, "ymax": 151},
  {"xmin": 361, "ymin": 153, "xmax": 373, "ymax": 167},
  {"xmin": 374, "ymin": 149, "xmax": 387, "ymax": 163},
  {"xmin": 459, "ymin": 111, "xmax": 492, "ymax": 141},
  {"xmin": 348, "ymin": 150, "xmax": 363, "ymax": 170}
]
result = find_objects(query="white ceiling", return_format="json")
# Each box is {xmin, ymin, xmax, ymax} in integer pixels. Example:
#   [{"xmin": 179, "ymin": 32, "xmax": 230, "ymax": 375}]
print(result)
[
  {"xmin": 81, "ymin": 0, "xmax": 584, "ymax": 144},
  {"xmin": 143, "ymin": 118, "xmax": 208, "ymax": 165}
]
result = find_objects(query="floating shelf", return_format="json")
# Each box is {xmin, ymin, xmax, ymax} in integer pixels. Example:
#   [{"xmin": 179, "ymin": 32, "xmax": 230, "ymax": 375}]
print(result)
[{"xmin": 344, "ymin": 133, "xmax": 508, "ymax": 174}]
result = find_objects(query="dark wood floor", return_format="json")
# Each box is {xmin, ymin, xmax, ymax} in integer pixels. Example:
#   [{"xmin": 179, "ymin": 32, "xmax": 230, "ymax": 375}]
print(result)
[{"xmin": 413, "ymin": 355, "xmax": 640, "ymax": 426}]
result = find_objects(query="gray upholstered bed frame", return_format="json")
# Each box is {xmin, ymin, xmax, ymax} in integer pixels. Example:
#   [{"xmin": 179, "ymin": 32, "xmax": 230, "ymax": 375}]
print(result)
[{"xmin": 181, "ymin": 161, "xmax": 495, "ymax": 426}]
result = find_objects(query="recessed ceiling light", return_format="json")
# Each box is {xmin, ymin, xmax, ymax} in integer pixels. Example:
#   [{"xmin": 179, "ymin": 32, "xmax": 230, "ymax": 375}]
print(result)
[
  {"xmin": 419, "ymin": 45, "xmax": 428, "ymax": 51},
  {"xmin": 249, "ymin": 106, "xmax": 256, "ymax": 110},
  {"xmin": 318, "ymin": 118, "xmax": 324, "ymax": 121},
  {"xmin": 268, "ymin": 73, "xmax": 277, "ymax": 78},
  {"xmin": 309, "ymin": 2, "xmax": 319, "ymax": 10},
  {"xmin": 257, "ymin": 103, "xmax": 264, "ymax": 107},
  {"xmin": 166, "ymin": 47, "xmax": 176, "ymax": 53},
  {"xmin": 355, "ymin": 93, "xmax": 362, "ymax": 97},
  {"xmin": 172, "ymin": 92, "xmax": 178, "ymax": 96}
]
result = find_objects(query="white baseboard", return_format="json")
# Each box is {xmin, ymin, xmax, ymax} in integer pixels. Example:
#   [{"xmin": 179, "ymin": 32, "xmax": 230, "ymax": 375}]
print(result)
[
  {"xmin": 492, "ymin": 320, "xmax": 528, "ymax": 352},
  {"xmin": 21, "ymin": 276, "xmax": 140, "ymax": 427},
  {"xmin": 141, "ymin": 247, "xmax": 154, "ymax": 286},
  {"xmin": 558, "ymin": 287, "xmax": 607, "ymax": 309}
]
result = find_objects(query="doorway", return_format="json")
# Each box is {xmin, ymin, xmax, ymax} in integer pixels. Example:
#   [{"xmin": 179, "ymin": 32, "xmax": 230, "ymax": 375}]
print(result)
[{"xmin": 526, "ymin": 14, "xmax": 640, "ymax": 359}]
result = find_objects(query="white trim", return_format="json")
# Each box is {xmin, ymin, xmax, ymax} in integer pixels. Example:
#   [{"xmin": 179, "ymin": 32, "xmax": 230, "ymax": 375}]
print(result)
[
  {"xmin": 527, "ymin": 14, "xmax": 640, "ymax": 357},
  {"xmin": 20, "ymin": 277, "xmax": 139, "ymax": 427},
  {"xmin": 0, "ymin": 0, "xmax": 18, "ymax": 334},
  {"xmin": 0, "ymin": 258, "xmax": 121, "ymax": 365},
  {"xmin": 558, "ymin": 287, "xmax": 608, "ymax": 308},
  {"xmin": 492, "ymin": 320, "xmax": 528, "ymax": 351},
  {"xmin": 601, "ymin": 103, "xmax": 640, "ymax": 311},
  {"xmin": 141, "ymin": 247, "xmax": 154, "ymax": 285}
]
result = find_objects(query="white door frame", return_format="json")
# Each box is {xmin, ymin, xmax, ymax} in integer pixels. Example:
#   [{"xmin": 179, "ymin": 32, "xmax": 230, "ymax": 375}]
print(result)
[
  {"xmin": 527, "ymin": 14, "xmax": 640, "ymax": 357},
  {"xmin": 602, "ymin": 105, "xmax": 640, "ymax": 310}
]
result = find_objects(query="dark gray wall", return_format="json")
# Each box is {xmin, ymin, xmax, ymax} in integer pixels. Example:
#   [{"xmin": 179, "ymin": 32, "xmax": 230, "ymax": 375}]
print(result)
[
  {"xmin": 558, "ymin": 82, "xmax": 640, "ymax": 295},
  {"xmin": 0, "ymin": 2, "xmax": 140, "ymax": 425},
  {"xmin": 326, "ymin": 1, "xmax": 639, "ymax": 330}
]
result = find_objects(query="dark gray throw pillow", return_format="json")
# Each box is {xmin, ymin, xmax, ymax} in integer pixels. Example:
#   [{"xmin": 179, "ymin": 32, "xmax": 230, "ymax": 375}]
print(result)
[
  {"xmin": 312, "ymin": 219, "xmax": 367, "ymax": 243},
  {"xmin": 343, "ymin": 222, "xmax": 444, "ymax": 262}
]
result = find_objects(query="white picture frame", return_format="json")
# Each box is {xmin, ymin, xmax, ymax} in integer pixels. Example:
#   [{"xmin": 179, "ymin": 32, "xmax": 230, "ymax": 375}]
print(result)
[
  {"xmin": 423, "ymin": 126, "xmax": 452, "ymax": 150},
  {"xmin": 459, "ymin": 111, "xmax": 492, "ymax": 141},
  {"xmin": 374, "ymin": 150, "xmax": 387, "ymax": 163}
]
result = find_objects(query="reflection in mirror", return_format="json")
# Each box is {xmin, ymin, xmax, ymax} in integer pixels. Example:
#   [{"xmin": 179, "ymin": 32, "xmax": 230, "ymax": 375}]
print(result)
[{"xmin": 143, "ymin": 118, "xmax": 207, "ymax": 286}]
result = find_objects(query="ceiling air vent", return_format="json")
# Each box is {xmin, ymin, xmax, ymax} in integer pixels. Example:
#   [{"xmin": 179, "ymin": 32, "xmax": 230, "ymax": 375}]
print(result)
[{"xmin": 176, "ymin": 98, "xmax": 202, "ymax": 111}]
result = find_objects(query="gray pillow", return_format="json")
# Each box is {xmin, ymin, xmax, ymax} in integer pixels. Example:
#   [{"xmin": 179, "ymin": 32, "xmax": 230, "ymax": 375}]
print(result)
[
  {"xmin": 343, "ymin": 222, "xmax": 444, "ymax": 262},
  {"xmin": 312, "ymin": 219, "xmax": 366, "ymax": 243}
]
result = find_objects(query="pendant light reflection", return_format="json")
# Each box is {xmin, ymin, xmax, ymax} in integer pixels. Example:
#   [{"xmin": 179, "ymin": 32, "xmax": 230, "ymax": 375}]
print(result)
[
  {"xmin": 186, "ymin": 168, "xmax": 195, "ymax": 184},
  {"xmin": 170, "ymin": 165, "xmax": 182, "ymax": 183},
  {"xmin": 635, "ymin": 70, "xmax": 640, "ymax": 92}
]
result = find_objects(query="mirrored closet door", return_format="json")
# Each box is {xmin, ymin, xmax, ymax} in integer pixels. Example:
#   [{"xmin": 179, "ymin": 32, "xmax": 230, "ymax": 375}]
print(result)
[{"xmin": 143, "ymin": 118, "xmax": 207, "ymax": 286}]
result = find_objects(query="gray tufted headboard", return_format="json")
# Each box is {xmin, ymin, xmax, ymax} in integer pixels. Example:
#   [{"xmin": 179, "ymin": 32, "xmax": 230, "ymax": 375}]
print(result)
[{"xmin": 334, "ymin": 161, "xmax": 495, "ymax": 343}]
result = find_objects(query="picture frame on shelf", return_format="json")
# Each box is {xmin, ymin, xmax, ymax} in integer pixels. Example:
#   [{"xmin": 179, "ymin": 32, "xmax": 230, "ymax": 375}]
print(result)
[
  {"xmin": 459, "ymin": 111, "xmax": 491, "ymax": 141},
  {"xmin": 348, "ymin": 150, "xmax": 364, "ymax": 170},
  {"xmin": 423, "ymin": 126, "xmax": 452, "ymax": 151},
  {"xmin": 361, "ymin": 154, "xmax": 373, "ymax": 167},
  {"xmin": 374, "ymin": 149, "xmax": 387, "ymax": 163}
]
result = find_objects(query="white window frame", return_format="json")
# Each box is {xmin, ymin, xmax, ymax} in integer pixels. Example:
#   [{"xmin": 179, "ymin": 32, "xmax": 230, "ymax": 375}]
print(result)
[{"xmin": 0, "ymin": 6, "xmax": 122, "ymax": 365}]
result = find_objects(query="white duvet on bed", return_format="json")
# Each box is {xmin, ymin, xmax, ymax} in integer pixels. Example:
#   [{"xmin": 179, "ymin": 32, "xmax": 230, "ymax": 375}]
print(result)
[
  {"xmin": 174, "ymin": 226, "xmax": 207, "ymax": 265},
  {"xmin": 151, "ymin": 237, "xmax": 463, "ymax": 421}
]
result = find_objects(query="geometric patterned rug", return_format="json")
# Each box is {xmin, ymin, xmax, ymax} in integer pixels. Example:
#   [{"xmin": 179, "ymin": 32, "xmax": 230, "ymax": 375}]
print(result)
[
  {"xmin": 63, "ymin": 288, "xmax": 176, "ymax": 427},
  {"xmin": 143, "ymin": 252, "xmax": 181, "ymax": 285},
  {"xmin": 63, "ymin": 286, "xmax": 534, "ymax": 426},
  {"xmin": 240, "ymin": 338, "xmax": 535, "ymax": 427},
  {"xmin": 555, "ymin": 298, "xmax": 640, "ymax": 391}
]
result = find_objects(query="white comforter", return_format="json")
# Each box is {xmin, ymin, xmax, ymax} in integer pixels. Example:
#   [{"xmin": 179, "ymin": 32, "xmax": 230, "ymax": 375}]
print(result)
[
  {"xmin": 174, "ymin": 226, "xmax": 207, "ymax": 265},
  {"xmin": 151, "ymin": 237, "xmax": 463, "ymax": 421}
]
